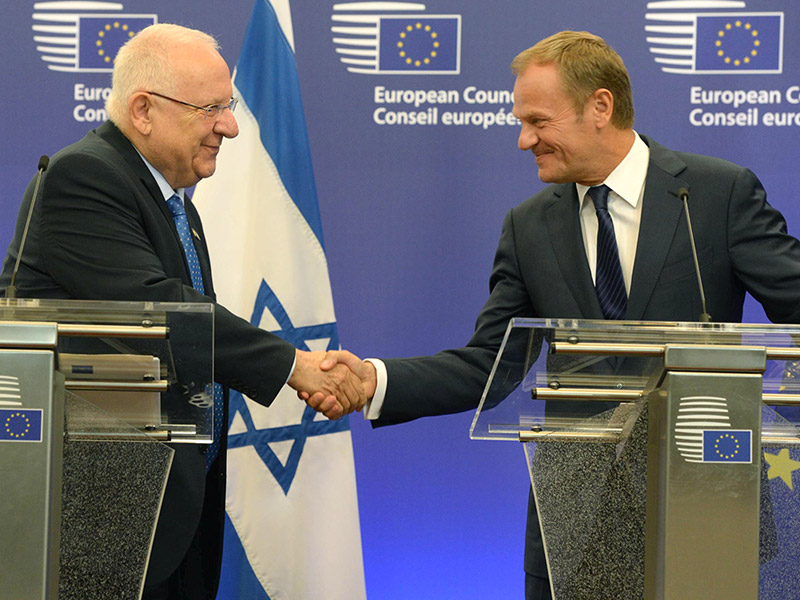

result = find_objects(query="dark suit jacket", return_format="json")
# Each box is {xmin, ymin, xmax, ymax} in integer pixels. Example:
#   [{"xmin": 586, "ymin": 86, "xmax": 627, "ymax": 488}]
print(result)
[
  {"xmin": 374, "ymin": 134, "xmax": 800, "ymax": 576},
  {"xmin": 0, "ymin": 121, "xmax": 296, "ymax": 590}
]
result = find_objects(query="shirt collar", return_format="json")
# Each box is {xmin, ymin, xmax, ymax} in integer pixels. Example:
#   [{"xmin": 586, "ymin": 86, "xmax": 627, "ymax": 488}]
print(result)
[
  {"xmin": 134, "ymin": 148, "xmax": 185, "ymax": 203},
  {"xmin": 576, "ymin": 132, "xmax": 649, "ymax": 209}
]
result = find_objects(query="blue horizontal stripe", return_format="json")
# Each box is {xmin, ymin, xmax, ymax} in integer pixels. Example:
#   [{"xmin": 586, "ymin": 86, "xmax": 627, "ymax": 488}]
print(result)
[{"xmin": 234, "ymin": 0, "xmax": 324, "ymax": 247}]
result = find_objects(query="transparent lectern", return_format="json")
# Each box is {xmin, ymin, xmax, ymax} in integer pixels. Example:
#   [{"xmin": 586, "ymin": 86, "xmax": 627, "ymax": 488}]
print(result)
[
  {"xmin": 471, "ymin": 318, "xmax": 800, "ymax": 600},
  {"xmin": 0, "ymin": 299, "xmax": 214, "ymax": 600}
]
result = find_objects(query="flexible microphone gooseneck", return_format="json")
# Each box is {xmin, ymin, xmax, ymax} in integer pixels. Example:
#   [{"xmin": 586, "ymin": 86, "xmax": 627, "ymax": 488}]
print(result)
[
  {"xmin": 677, "ymin": 187, "xmax": 711, "ymax": 323},
  {"xmin": 7, "ymin": 155, "xmax": 50, "ymax": 299}
]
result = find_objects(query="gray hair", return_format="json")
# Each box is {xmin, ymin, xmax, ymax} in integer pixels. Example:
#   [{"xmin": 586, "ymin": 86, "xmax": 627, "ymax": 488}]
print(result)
[{"xmin": 105, "ymin": 23, "xmax": 220, "ymax": 125}]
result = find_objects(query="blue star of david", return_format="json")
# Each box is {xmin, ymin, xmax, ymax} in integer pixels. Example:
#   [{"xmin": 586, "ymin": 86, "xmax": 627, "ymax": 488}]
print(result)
[{"xmin": 226, "ymin": 279, "xmax": 350, "ymax": 495}]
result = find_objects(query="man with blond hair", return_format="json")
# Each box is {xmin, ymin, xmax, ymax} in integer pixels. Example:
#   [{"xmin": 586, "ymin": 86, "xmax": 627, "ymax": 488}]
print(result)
[
  {"xmin": 1, "ymin": 23, "xmax": 366, "ymax": 599},
  {"xmin": 323, "ymin": 30, "xmax": 800, "ymax": 598}
]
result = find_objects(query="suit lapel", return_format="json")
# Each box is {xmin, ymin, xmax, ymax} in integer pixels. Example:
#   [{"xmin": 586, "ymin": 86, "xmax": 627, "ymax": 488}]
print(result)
[
  {"xmin": 545, "ymin": 184, "xmax": 605, "ymax": 319},
  {"xmin": 95, "ymin": 121, "xmax": 214, "ymax": 295},
  {"xmin": 539, "ymin": 136, "xmax": 690, "ymax": 321},
  {"xmin": 96, "ymin": 121, "xmax": 169, "ymax": 217},
  {"xmin": 626, "ymin": 136, "xmax": 688, "ymax": 320}
]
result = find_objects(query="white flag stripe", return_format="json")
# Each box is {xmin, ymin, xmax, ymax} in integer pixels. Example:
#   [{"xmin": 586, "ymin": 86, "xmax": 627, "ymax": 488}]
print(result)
[
  {"xmin": 198, "ymin": 90, "xmax": 335, "ymax": 327},
  {"xmin": 270, "ymin": 0, "xmax": 295, "ymax": 53}
]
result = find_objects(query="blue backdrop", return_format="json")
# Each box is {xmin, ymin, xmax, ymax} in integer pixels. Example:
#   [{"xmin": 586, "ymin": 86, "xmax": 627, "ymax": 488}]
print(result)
[{"xmin": 4, "ymin": 1, "xmax": 798, "ymax": 597}]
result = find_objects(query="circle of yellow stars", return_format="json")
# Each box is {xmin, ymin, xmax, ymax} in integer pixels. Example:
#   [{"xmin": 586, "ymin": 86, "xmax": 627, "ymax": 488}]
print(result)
[
  {"xmin": 713, "ymin": 432, "xmax": 742, "ymax": 460},
  {"xmin": 396, "ymin": 22, "xmax": 439, "ymax": 68},
  {"xmin": 4, "ymin": 412, "xmax": 31, "ymax": 439},
  {"xmin": 95, "ymin": 22, "xmax": 136, "ymax": 64},
  {"xmin": 716, "ymin": 20, "xmax": 760, "ymax": 67},
  {"xmin": 765, "ymin": 448, "xmax": 800, "ymax": 491}
]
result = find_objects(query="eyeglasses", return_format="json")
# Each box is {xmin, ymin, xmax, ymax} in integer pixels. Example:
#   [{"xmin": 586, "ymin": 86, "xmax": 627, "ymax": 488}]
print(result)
[{"xmin": 146, "ymin": 91, "xmax": 238, "ymax": 119}]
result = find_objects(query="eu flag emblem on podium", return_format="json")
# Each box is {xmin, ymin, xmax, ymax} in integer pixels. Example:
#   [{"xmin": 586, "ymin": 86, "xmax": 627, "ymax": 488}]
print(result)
[
  {"xmin": 378, "ymin": 16, "xmax": 460, "ymax": 72},
  {"xmin": 0, "ymin": 409, "xmax": 43, "ymax": 442},
  {"xmin": 702, "ymin": 429, "xmax": 752, "ymax": 463},
  {"xmin": 695, "ymin": 14, "xmax": 782, "ymax": 73}
]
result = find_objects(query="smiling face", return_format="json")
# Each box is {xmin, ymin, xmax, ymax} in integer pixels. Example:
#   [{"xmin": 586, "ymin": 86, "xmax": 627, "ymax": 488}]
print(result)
[
  {"xmin": 143, "ymin": 43, "xmax": 238, "ymax": 189},
  {"xmin": 512, "ymin": 62, "xmax": 606, "ymax": 186}
]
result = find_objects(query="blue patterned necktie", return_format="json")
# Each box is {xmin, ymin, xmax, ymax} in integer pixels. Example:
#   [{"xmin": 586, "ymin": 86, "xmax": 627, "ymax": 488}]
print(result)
[
  {"xmin": 589, "ymin": 185, "xmax": 628, "ymax": 320},
  {"xmin": 166, "ymin": 194, "xmax": 223, "ymax": 468}
]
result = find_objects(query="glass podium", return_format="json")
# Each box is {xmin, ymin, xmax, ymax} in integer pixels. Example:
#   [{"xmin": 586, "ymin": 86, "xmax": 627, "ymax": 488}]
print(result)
[
  {"xmin": 471, "ymin": 318, "xmax": 800, "ymax": 600},
  {"xmin": 0, "ymin": 299, "xmax": 214, "ymax": 600}
]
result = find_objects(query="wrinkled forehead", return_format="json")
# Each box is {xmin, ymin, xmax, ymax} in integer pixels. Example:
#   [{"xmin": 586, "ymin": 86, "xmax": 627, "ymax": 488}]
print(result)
[
  {"xmin": 513, "ymin": 62, "xmax": 569, "ymax": 105},
  {"xmin": 169, "ymin": 43, "xmax": 232, "ymax": 98}
]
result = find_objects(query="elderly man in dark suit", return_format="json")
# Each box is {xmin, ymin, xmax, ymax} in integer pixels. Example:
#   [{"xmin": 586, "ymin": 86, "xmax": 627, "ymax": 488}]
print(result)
[
  {"xmin": 318, "ymin": 30, "xmax": 800, "ymax": 599},
  {"xmin": 0, "ymin": 23, "xmax": 366, "ymax": 600}
]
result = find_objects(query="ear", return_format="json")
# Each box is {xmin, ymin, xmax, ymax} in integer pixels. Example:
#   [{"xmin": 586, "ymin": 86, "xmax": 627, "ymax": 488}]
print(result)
[
  {"xmin": 590, "ymin": 88, "xmax": 614, "ymax": 129},
  {"xmin": 128, "ymin": 92, "xmax": 154, "ymax": 136}
]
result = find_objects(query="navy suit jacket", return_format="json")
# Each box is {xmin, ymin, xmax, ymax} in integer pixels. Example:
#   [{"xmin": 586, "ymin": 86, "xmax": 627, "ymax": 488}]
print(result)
[
  {"xmin": 374, "ymin": 134, "xmax": 800, "ymax": 576},
  {"xmin": 0, "ymin": 121, "xmax": 296, "ymax": 590}
]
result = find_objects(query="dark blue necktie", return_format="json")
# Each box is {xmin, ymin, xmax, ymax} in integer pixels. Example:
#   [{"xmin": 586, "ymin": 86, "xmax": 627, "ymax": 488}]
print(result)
[
  {"xmin": 166, "ymin": 194, "xmax": 223, "ymax": 468},
  {"xmin": 589, "ymin": 185, "xmax": 628, "ymax": 320}
]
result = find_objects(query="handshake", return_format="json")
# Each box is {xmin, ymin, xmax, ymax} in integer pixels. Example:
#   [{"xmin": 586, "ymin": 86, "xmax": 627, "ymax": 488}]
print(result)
[{"xmin": 288, "ymin": 350, "xmax": 377, "ymax": 420}]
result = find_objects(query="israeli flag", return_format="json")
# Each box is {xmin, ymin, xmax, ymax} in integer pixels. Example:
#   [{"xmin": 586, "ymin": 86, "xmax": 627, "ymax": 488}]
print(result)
[{"xmin": 193, "ymin": 1, "xmax": 366, "ymax": 598}]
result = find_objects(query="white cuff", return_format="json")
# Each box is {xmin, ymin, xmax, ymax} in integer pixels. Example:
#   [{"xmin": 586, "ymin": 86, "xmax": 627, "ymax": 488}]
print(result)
[
  {"xmin": 285, "ymin": 353, "xmax": 297, "ymax": 386},
  {"xmin": 363, "ymin": 358, "xmax": 388, "ymax": 420}
]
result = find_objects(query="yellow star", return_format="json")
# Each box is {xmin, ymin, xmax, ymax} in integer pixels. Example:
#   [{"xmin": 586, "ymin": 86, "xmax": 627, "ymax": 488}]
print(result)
[{"xmin": 764, "ymin": 448, "xmax": 800, "ymax": 490}]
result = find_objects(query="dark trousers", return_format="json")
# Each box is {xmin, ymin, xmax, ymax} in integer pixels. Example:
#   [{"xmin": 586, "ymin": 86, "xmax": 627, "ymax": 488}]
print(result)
[
  {"xmin": 142, "ymin": 465, "xmax": 225, "ymax": 600},
  {"xmin": 141, "ymin": 525, "xmax": 217, "ymax": 600},
  {"xmin": 142, "ymin": 576, "xmax": 180, "ymax": 600},
  {"xmin": 525, "ymin": 573, "xmax": 553, "ymax": 600}
]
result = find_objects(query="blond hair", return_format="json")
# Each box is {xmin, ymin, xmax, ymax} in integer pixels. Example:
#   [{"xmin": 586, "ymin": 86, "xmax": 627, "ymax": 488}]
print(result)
[{"xmin": 511, "ymin": 31, "xmax": 634, "ymax": 129}]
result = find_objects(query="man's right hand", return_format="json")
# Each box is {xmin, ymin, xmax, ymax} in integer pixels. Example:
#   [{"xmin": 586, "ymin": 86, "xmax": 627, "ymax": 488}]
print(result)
[
  {"xmin": 294, "ymin": 350, "xmax": 377, "ymax": 419},
  {"xmin": 288, "ymin": 349, "xmax": 371, "ymax": 420},
  {"xmin": 320, "ymin": 350, "xmax": 377, "ymax": 398}
]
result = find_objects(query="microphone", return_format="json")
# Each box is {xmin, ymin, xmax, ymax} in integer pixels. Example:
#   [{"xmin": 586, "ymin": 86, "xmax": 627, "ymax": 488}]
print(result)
[
  {"xmin": 678, "ymin": 187, "xmax": 711, "ymax": 323},
  {"xmin": 7, "ymin": 155, "xmax": 50, "ymax": 299}
]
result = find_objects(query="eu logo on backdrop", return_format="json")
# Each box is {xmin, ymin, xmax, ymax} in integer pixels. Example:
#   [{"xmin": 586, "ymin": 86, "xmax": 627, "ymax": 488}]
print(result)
[
  {"xmin": 695, "ymin": 15, "xmax": 782, "ymax": 72},
  {"xmin": 645, "ymin": 2, "xmax": 784, "ymax": 75},
  {"xmin": 33, "ymin": 1, "xmax": 157, "ymax": 72},
  {"xmin": 0, "ymin": 409, "xmax": 43, "ymax": 443},
  {"xmin": 378, "ymin": 18, "xmax": 459, "ymax": 72},
  {"xmin": 332, "ymin": 2, "xmax": 461, "ymax": 74},
  {"xmin": 78, "ymin": 17, "xmax": 157, "ymax": 69},
  {"xmin": 702, "ymin": 429, "xmax": 752, "ymax": 463}
]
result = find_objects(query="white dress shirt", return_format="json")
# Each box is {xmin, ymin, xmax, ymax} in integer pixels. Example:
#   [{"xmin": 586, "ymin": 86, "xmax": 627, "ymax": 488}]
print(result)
[{"xmin": 576, "ymin": 133, "xmax": 649, "ymax": 292}]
